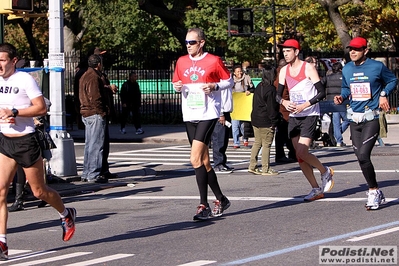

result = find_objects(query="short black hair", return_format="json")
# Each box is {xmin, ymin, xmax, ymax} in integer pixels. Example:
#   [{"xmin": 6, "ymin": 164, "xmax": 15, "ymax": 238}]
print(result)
[
  {"xmin": 88, "ymin": 54, "xmax": 102, "ymax": 68},
  {"xmin": 261, "ymin": 65, "xmax": 277, "ymax": 85},
  {"xmin": 0, "ymin": 43, "xmax": 18, "ymax": 60}
]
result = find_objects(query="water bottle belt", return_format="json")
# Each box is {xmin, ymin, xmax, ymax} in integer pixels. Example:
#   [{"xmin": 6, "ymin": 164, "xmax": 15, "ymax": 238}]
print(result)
[{"xmin": 350, "ymin": 109, "xmax": 379, "ymax": 124}]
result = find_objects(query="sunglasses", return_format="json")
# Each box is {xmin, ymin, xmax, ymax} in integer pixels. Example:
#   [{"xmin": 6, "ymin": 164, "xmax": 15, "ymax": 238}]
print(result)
[
  {"xmin": 349, "ymin": 47, "xmax": 365, "ymax": 52},
  {"xmin": 185, "ymin": 40, "xmax": 199, "ymax": 45}
]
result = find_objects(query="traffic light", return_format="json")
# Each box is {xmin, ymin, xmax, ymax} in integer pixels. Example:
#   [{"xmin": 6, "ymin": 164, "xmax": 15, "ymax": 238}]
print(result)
[
  {"xmin": 227, "ymin": 7, "xmax": 254, "ymax": 37},
  {"xmin": 0, "ymin": 0, "xmax": 33, "ymax": 13}
]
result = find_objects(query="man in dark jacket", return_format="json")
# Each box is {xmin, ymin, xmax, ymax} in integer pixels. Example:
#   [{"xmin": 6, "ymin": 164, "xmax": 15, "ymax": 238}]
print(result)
[
  {"xmin": 325, "ymin": 62, "xmax": 349, "ymax": 146},
  {"xmin": 120, "ymin": 72, "xmax": 143, "ymax": 135},
  {"xmin": 248, "ymin": 66, "xmax": 280, "ymax": 175},
  {"xmin": 79, "ymin": 54, "xmax": 109, "ymax": 183}
]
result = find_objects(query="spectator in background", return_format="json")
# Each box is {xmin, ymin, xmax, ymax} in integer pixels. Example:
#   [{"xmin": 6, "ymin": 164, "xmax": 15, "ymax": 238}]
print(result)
[
  {"xmin": 231, "ymin": 65, "xmax": 254, "ymax": 148},
  {"xmin": 79, "ymin": 54, "xmax": 110, "ymax": 183},
  {"xmin": 325, "ymin": 62, "xmax": 349, "ymax": 147},
  {"xmin": 120, "ymin": 72, "xmax": 144, "ymax": 135},
  {"xmin": 274, "ymin": 59, "xmax": 296, "ymax": 164},
  {"xmin": 92, "ymin": 48, "xmax": 118, "ymax": 179},
  {"xmin": 74, "ymin": 47, "xmax": 118, "ymax": 129},
  {"xmin": 376, "ymin": 110, "xmax": 387, "ymax": 147},
  {"xmin": 248, "ymin": 66, "xmax": 280, "ymax": 175},
  {"xmin": 211, "ymin": 83, "xmax": 234, "ymax": 174}
]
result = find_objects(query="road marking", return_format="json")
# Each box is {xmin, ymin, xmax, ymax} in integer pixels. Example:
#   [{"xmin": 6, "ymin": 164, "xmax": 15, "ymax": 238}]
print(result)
[
  {"xmin": 177, "ymin": 260, "xmax": 217, "ymax": 266},
  {"xmin": 221, "ymin": 221, "xmax": 399, "ymax": 265},
  {"xmin": 347, "ymin": 226, "xmax": 399, "ymax": 242},
  {"xmin": 63, "ymin": 254, "xmax": 135, "ymax": 266},
  {"xmin": 0, "ymin": 251, "xmax": 57, "ymax": 264},
  {"xmin": 115, "ymin": 195, "xmax": 399, "ymax": 203},
  {"xmin": 9, "ymin": 252, "xmax": 92, "ymax": 266},
  {"xmin": 7, "ymin": 250, "xmax": 31, "ymax": 256}
]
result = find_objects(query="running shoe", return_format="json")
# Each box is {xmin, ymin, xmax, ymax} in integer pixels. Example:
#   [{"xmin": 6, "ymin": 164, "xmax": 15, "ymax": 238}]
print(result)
[
  {"xmin": 262, "ymin": 168, "xmax": 279, "ymax": 176},
  {"xmin": 61, "ymin": 207, "xmax": 77, "ymax": 241},
  {"xmin": 304, "ymin": 187, "xmax": 324, "ymax": 201},
  {"xmin": 193, "ymin": 204, "xmax": 212, "ymax": 221},
  {"xmin": 365, "ymin": 189, "xmax": 386, "ymax": 210},
  {"xmin": 120, "ymin": 128, "xmax": 126, "ymax": 134},
  {"xmin": 135, "ymin": 128, "xmax": 144, "ymax": 135},
  {"xmin": 0, "ymin": 241, "xmax": 8, "ymax": 260},
  {"xmin": 248, "ymin": 168, "xmax": 262, "ymax": 175},
  {"xmin": 214, "ymin": 165, "xmax": 233, "ymax": 174},
  {"xmin": 321, "ymin": 167, "xmax": 334, "ymax": 192},
  {"xmin": 244, "ymin": 140, "xmax": 249, "ymax": 147},
  {"xmin": 212, "ymin": 197, "xmax": 231, "ymax": 217}
]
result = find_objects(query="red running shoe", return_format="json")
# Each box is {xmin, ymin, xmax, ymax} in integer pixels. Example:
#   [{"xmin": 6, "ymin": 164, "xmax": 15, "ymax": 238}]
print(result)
[
  {"xmin": 61, "ymin": 207, "xmax": 76, "ymax": 241},
  {"xmin": 0, "ymin": 241, "xmax": 8, "ymax": 260}
]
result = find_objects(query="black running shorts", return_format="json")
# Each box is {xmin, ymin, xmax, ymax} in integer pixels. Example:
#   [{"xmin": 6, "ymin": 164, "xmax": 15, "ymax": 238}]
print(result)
[
  {"xmin": 185, "ymin": 119, "xmax": 217, "ymax": 146},
  {"xmin": 288, "ymin": 116, "xmax": 318, "ymax": 139},
  {"xmin": 0, "ymin": 133, "xmax": 42, "ymax": 168}
]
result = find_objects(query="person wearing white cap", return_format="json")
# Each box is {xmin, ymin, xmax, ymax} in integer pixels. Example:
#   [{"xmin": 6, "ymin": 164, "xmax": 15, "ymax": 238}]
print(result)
[
  {"xmin": 276, "ymin": 39, "xmax": 334, "ymax": 202},
  {"xmin": 334, "ymin": 36, "xmax": 398, "ymax": 210}
]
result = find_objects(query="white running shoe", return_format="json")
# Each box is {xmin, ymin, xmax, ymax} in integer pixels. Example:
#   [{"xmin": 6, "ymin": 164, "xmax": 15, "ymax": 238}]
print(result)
[
  {"xmin": 365, "ymin": 189, "xmax": 386, "ymax": 210},
  {"xmin": 321, "ymin": 167, "xmax": 334, "ymax": 192},
  {"xmin": 304, "ymin": 187, "xmax": 324, "ymax": 202},
  {"xmin": 120, "ymin": 128, "xmax": 126, "ymax": 134}
]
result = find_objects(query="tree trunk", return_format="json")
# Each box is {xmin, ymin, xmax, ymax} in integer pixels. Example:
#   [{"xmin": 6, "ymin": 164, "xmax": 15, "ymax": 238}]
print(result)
[
  {"xmin": 18, "ymin": 19, "xmax": 43, "ymax": 65},
  {"xmin": 325, "ymin": 5, "xmax": 352, "ymax": 50},
  {"xmin": 64, "ymin": 26, "xmax": 76, "ymax": 52}
]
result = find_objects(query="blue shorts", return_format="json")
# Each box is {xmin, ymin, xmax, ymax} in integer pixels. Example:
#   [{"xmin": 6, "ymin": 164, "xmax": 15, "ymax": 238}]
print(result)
[{"xmin": 0, "ymin": 133, "xmax": 42, "ymax": 167}]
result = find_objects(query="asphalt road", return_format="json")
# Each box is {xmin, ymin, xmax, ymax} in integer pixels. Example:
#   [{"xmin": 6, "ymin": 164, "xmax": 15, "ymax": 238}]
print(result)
[{"xmin": 6, "ymin": 142, "xmax": 399, "ymax": 265}]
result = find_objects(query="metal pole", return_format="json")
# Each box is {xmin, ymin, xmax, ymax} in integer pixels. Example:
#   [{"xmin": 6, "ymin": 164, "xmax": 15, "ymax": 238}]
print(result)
[
  {"xmin": 0, "ymin": 15, "xmax": 4, "ymax": 44},
  {"xmin": 47, "ymin": 0, "xmax": 77, "ymax": 177}
]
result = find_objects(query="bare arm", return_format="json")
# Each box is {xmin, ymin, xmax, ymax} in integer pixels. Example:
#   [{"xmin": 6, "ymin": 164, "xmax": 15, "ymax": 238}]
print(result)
[{"xmin": 0, "ymin": 96, "xmax": 46, "ymax": 119}]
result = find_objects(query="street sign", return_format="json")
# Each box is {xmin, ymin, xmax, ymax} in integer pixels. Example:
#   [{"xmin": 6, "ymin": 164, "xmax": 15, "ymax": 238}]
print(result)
[{"xmin": 48, "ymin": 53, "xmax": 65, "ymax": 69}]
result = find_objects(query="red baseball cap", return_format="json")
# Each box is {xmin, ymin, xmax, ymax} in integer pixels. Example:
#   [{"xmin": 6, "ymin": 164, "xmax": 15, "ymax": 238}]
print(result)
[
  {"xmin": 278, "ymin": 39, "xmax": 300, "ymax": 50},
  {"xmin": 346, "ymin": 37, "xmax": 367, "ymax": 49}
]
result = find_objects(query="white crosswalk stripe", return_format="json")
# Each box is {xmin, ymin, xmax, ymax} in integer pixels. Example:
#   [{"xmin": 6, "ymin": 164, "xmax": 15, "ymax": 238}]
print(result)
[
  {"xmin": 76, "ymin": 145, "xmax": 262, "ymax": 167},
  {"xmin": 2, "ymin": 250, "xmax": 134, "ymax": 265}
]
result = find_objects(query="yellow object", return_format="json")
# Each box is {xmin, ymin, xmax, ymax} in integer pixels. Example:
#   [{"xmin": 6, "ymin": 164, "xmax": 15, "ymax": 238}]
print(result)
[{"xmin": 231, "ymin": 92, "xmax": 253, "ymax": 121}]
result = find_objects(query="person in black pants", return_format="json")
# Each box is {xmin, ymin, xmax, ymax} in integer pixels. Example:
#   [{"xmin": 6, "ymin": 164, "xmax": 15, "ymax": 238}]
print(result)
[
  {"xmin": 211, "ymin": 88, "xmax": 234, "ymax": 174},
  {"xmin": 120, "ymin": 72, "xmax": 144, "ymax": 135},
  {"xmin": 274, "ymin": 59, "xmax": 296, "ymax": 163}
]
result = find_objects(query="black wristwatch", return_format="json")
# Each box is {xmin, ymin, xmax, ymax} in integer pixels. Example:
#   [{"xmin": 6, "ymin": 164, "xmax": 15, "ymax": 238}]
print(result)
[{"xmin": 11, "ymin": 108, "xmax": 19, "ymax": 117}]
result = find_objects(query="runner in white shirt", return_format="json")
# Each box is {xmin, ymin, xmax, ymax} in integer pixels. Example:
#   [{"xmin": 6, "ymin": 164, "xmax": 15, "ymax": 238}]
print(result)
[{"xmin": 0, "ymin": 43, "xmax": 76, "ymax": 260}]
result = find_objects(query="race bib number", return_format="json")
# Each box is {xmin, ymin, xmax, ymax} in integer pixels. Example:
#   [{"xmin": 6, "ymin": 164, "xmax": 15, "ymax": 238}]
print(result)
[
  {"xmin": 290, "ymin": 91, "xmax": 305, "ymax": 105},
  {"xmin": 350, "ymin": 82, "xmax": 371, "ymax": 101},
  {"xmin": 184, "ymin": 83, "xmax": 206, "ymax": 109}
]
